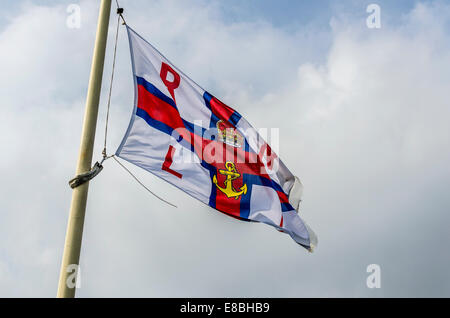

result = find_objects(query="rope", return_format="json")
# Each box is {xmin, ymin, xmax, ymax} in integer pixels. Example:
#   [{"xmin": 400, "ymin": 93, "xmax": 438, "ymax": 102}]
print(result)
[
  {"xmin": 99, "ymin": 5, "xmax": 176, "ymax": 208},
  {"xmin": 111, "ymin": 156, "xmax": 177, "ymax": 208},
  {"xmin": 115, "ymin": 0, "xmax": 127, "ymax": 25},
  {"xmin": 102, "ymin": 13, "xmax": 121, "ymax": 159},
  {"xmin": 103, "ymin": 2, "xmax": 126, "ymax": 159}
]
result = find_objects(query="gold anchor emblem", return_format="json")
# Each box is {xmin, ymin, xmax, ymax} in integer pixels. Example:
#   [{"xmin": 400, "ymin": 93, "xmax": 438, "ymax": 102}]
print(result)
[{"xmin": 213, "ymin": 161, "xmax": 248, "ymax": 199}]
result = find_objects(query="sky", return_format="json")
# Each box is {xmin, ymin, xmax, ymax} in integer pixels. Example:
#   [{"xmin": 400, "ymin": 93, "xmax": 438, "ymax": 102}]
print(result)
[{"xmin": 0, "ymin": 0, "xmax": 450, "ymax": 297}]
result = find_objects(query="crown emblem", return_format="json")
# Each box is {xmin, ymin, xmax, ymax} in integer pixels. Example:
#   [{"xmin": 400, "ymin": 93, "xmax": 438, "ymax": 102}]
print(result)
[{"xmin": 216, "ymin": 120, "xmax": 244, "ymax": 148}]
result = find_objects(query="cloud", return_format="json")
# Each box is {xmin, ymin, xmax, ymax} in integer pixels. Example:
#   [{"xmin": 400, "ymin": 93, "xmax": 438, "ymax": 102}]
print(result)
[{"xmin": 0, "ymin": 0, "xmax": 449, "ymax": 297}]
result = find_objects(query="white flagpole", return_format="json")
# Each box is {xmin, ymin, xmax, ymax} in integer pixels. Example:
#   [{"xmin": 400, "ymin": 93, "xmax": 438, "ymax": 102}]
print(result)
[{"xmin": 57, "ymin": 0, "xmax": 112, "ymax": 298}]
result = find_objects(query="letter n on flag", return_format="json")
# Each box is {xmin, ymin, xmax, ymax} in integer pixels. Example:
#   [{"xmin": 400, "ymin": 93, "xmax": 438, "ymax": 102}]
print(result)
[{"xmin": 116, "ymin": 26, "xmax": 317, "ymax": 251}]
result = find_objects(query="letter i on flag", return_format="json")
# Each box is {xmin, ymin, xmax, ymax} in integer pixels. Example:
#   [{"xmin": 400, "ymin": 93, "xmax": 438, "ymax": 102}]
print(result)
[{"xmin": 116, "ymin": 26, "xmax": 317, "ymax": 251}]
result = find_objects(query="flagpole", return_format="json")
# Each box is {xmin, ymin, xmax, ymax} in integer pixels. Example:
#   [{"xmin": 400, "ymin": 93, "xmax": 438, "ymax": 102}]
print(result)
[{"xmin": 57, "ymin": 0, "xmax": 112, "ymax": 298}]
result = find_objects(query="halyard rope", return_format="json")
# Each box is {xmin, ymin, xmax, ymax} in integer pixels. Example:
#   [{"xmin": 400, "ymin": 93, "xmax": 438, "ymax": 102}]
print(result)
[
  {"xmin": 102, "ymin": 13, "xmax": 120, "ymax": 159},
  {"xmin": 112, "ymin": 155, "xmax": 177, "ymax": 208},
  {"xmin": 99, "ymin": 4, "xmax": 176, "ymax": 208}
]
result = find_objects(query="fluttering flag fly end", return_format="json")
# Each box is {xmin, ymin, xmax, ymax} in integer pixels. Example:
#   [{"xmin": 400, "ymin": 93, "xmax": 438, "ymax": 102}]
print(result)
[{"xmin": 116, "ymin": 26, "xmax": 318, "ymax": 251}]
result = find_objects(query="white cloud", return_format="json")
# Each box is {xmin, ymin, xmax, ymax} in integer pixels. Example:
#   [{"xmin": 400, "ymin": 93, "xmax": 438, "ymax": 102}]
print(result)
[{"xmin": 0, "ymin": 0, "xmax": 449, "ymax": 297}]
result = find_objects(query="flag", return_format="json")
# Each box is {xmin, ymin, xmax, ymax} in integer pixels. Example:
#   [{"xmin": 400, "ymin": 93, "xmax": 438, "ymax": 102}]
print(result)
[{"xmin": 116, "ymin": 26, "xmax": 317, "ymax": 251}]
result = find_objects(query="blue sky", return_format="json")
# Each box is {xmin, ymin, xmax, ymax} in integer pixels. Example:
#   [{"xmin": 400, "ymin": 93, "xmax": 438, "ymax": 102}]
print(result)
[
  {"xmin": 1, "ymin": 0, "xmax": 450, "ymax": 297},
  {"xmin": 1, "ymin": 0, "xmax": 422, "ymax": 29},
  {"xmin": 221, "ymin": 0, "xmax": 416, "ymax": 26}
]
